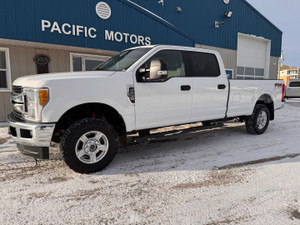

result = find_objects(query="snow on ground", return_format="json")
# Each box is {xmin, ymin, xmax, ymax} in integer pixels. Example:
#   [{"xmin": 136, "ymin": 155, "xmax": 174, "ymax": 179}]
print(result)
[{"xmin": 0, "ymin": 101, "xmax": 300, "ymax": 224}]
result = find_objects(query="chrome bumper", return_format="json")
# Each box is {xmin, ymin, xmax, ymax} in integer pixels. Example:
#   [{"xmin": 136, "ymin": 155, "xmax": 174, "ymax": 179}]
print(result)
[
  {"xmin": 8, "ymin": 120, "xmax": 55, "ymax": 147},
  {"xmin": 8, "ymin": 116, "xmax": 56, "ymax": 159}
]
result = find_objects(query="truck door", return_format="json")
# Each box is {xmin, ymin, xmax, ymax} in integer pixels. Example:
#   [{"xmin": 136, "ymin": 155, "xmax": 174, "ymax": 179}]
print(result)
[
  {"xmin": 134, "ymin": 50, "xmax": 192, "ymax": 130},
  {"xmin": 183, "ymin": 51, "xmax": 229, "ymax": 121}
]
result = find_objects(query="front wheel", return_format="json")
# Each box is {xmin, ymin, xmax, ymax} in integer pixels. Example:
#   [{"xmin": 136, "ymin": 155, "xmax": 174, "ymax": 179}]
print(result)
[
  {"xmin": 60, "ymin": 118, "xmax": 118, "ymax": 173},
  {"xmin": 245, "ymin": 104, "xmax": 270, "ymax": 135}
]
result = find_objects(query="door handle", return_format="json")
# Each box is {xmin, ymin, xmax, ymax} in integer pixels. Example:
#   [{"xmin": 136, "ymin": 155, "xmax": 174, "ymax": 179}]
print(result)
[
  {"xmin": 218, "ymin": 84, "xmax": 226, "ymax": 90},
  {"xmin": 181, "ymin": 85, "xmax": 191, "ymax": 91}
]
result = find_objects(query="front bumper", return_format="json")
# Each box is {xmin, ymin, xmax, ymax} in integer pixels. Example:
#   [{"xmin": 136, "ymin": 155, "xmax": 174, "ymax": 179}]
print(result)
[{"xmin": 8, "ymin": 115, "xmax": 55, "ymax": 159}]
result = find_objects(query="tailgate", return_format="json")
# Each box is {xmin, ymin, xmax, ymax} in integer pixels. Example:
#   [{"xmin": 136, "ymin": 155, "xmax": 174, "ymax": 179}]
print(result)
[{"xmin": 274, "ymin": 81, "xmax": 285, "ymax": 110}]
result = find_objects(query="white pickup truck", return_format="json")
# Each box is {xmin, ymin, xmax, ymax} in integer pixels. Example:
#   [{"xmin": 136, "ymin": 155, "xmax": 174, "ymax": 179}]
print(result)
[{"xmin": 8, "ymin": 45, "xmax": 285, "ymax": 173}]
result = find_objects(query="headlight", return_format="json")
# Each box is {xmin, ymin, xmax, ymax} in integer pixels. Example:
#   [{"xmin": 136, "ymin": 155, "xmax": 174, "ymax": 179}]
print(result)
[{"xmin": 23, "ymin": 88, "xmax": 49, "ymax": 122}]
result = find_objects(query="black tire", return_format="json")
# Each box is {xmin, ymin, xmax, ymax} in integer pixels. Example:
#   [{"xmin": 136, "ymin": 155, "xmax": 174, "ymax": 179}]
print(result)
[
  {"xmin": 60, "ymin": 118, "xmax": 118, "ymax": 173},
  {"xmin": 245, "ymin": 104, "xmax": 270, "ymax": 135}
]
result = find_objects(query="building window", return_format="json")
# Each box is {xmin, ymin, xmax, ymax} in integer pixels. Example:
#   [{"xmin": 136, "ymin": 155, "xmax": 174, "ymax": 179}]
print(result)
[
  {"xmin": 236, "ymin": 66, "xmax": 264, "ymax": 80},
  {"xmin": 70, "ymin": 53, "xmax": 110, "ymax": 72},
  {"xmin": 225, "ymin": 69, "xmax": 234, "ymax": 79},
  {"xmin": 0, "ymin": 48, "xmax": 11, "ymax": 92}
]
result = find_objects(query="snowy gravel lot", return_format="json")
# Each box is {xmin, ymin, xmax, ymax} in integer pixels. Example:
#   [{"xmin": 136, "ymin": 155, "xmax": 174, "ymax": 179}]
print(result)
[{"xmin": 1, "ymin": 101, "xmax": 300, "ymax": 225}]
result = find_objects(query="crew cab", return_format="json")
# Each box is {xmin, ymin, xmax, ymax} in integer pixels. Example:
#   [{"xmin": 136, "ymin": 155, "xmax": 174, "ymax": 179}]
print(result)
[{"xmin": 8, "ymin": 45, "xmax": 285, "ymax": 173}]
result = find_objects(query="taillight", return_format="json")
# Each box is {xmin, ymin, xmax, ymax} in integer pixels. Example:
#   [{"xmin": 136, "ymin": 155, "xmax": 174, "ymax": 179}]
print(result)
[
  {"xmin": 282, "ymin": 83, "xmax": 285, "ymax": 101},
  {"xmin": 275, "ymin": 83, "xmax": 285, "ymax": 101}
]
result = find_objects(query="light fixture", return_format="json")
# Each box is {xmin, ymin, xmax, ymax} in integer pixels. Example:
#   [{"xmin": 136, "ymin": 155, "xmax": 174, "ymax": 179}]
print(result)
[
  {"xmin": 176, "ymin": 7, "xmax": 182, "ymax": 13},
  {"xmin": 225, "ymin": 11, "xmax": 233, "ymax": 18},
  {"xmin": 158, "ymin": 0, "xmax": 164, "ymax": 7},
  {"xmin": 215, "ymin": 21, "xmax": 225, "ymax": 28}
]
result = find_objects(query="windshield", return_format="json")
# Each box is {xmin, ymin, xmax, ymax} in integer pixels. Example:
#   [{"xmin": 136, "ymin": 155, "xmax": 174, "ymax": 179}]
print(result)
[{"xmin": 94, "ymin": 47, "xmax": 152, "ymax": 71}]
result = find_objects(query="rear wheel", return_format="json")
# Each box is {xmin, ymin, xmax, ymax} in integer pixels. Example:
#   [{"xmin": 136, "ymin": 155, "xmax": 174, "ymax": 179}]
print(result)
[
  {"xmin": 60, "ymin": 118, "xmax": 118, "ymax": 173},
  {"xmin": 245, "ymin": 104, "xmax": 270, "ymax": 135}
]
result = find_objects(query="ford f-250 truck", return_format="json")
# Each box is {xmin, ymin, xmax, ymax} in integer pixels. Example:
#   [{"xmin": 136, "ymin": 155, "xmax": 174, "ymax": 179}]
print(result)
[{"xmin": 8, "ymin": 45, "xmax": 285, "ymax": 173}]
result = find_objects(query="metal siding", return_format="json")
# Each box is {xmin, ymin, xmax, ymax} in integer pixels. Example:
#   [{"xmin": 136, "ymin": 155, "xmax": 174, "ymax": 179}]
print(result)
[
  {"xmin": 0, "ymin": 0, "xmax": 281, "ymax": 56},
  {"xmin": 130, "ymin": 0, "xmax": 282, "ymax": 57},
  {"xmin": 269, "ymin": 56, "xmax": 279, "ymax": 79},
  {"xmin": 0, "ymin": 92, "xmax": 11, "ymax": 122},
  {"xmin": 0, "ymin": 94, "xmax": 5, "ymax": 121},
  {"xmin": 231, "ymin": 0, "xmax": 282, "ymax": 57},
  {"xmin": 24, "ymin": 0, "xmax": 36, "ymax": 41}
]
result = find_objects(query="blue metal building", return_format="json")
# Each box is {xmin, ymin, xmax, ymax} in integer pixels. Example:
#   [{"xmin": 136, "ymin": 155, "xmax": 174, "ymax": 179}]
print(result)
[{"xmin": 0, "ymin": 0, "xmax": 282, "ymax": 121}]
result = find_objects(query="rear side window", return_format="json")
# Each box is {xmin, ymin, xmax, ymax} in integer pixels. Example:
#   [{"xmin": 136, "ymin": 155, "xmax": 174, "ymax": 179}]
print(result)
[
  {"xmin": 184, "ymin": 51, "xmax": 220, "ymax": 77},
  {"xmin": 289, "ymin": 82, "xmax": 300, "ymax": 87}
]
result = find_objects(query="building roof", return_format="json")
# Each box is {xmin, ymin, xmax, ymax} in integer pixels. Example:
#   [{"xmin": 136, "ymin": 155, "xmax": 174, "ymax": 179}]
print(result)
[
  {"xmin": 280, "ymin": 65, "xmax": 298, "ymax": 71},
  {"xmin": 242, "ymin": 0, "xmax": 282, "ymax": 34}
]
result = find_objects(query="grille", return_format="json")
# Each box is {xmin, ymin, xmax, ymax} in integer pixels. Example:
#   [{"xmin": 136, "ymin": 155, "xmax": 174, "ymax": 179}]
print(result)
[
  {"xmin": 12, "ymin": 85, "xmax": 23, "ymax": 94},
  {"xmin": 11, "ymin": 85, "xmax": 25, "ymax": 121}
]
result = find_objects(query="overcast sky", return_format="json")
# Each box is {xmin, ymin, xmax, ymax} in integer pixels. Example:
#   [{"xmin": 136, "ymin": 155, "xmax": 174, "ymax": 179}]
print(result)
[{"xmin": 246, "ymin": 0, "xmax": 300, "ymax": 67}]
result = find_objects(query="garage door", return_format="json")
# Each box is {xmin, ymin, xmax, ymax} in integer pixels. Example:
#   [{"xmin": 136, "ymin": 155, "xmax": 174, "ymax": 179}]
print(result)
[{"xmin": 237, "ymin": 33, "xmax": 271, "ymax": 79}]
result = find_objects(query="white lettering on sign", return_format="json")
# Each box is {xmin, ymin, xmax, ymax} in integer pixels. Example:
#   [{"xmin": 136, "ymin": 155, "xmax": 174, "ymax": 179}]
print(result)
[
  {"xmin": 105, "ymin": 30, "xmax": 151, "ymax": 46},
  {"xmin": 41, "ymin": 20, "xmax": 151, "ymax": 45},
  {"xmin": 41, "ymin": 19, "xmax": 97, "ymax": 39},
  {"xmin": 62, "ymin": 23, "xmax": 71, "ymax": 35}
]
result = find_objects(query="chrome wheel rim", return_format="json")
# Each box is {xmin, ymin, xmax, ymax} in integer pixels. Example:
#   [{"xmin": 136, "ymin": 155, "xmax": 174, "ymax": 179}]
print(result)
[
  {"xmin": 257, "ymin": 111, "xmax": 267, "ymax": 130},
  {"xmin": 75, "ymin": 131, "xmax": 109, "ymax": 164}
]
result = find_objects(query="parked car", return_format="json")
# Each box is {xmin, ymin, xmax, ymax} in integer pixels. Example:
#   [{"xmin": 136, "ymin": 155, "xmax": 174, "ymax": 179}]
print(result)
[
  {"xmin": 285, "ymin": 80, "xmax": 300, "ymax": 98},
  {"xmin": 8, "ymin": 45, "xmax": 285, "ymax": 173}
]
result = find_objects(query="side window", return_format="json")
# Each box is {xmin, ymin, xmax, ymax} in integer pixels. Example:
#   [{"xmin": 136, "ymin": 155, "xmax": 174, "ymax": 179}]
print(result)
[
  {"xmin": 289, "ymin": 82, "xmax": 300, "ymax": 87},
  {"xmin": 184, "ymin": 51, "xmax": 220, "ymax": 77},
  {"xmin": 137, "ymin": 50, "xmax": 185, "ymax": 82}
]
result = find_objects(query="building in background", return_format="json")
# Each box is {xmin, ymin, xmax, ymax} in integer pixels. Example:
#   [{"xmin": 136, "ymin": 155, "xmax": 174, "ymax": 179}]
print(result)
[
  {"xmin": 0, "ymin": 0, "xmax": 282, "ymax": 121},
  {"xmin": 280, "ymin": 65, "xmax": 300, "ymax": 85},
  {"xmin": 280, "ymin": 65, "xmax": 300, "ymax": 79}
]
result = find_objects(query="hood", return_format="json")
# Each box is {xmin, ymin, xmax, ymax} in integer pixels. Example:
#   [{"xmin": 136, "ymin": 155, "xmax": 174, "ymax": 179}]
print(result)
[{"xmin": 13, "ymin": 71, "xmax": 116, "ymax": 88}]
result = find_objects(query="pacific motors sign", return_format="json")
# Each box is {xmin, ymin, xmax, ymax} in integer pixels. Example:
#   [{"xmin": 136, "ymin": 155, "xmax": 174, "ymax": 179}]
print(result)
[
  {"xmin": 105, "ymin": 30, "xmax": 151, "ymax": 45},
  {"xmin": 41, "ymin": 20, "xmax": 97, "ymax": 39},
  {"xmin": 40, "ymin": 2, "xmax": 151, "ymax": 46},
  {"xmin": 41, "ymin": 19, "xmax": 151, "ymax": 46}
]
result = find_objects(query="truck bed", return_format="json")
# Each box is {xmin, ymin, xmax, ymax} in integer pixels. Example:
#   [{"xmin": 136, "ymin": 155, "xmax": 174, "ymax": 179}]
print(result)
[{"xmin": 227, "ymin": 79, "xmax": 284, "ymax": 118}]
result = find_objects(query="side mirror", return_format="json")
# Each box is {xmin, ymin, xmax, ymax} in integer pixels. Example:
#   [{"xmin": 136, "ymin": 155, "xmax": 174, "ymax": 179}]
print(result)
[
  {"xmin": 137, "ymin": 66, "xmax": 150, "ymax": 82},
  {"xmin": 138, "ymin": 67, "xmax": 148, "ymax": 74},
  {"xmin": 149, "ymin": 59, "xmax": 168, "ymax": 80}
]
